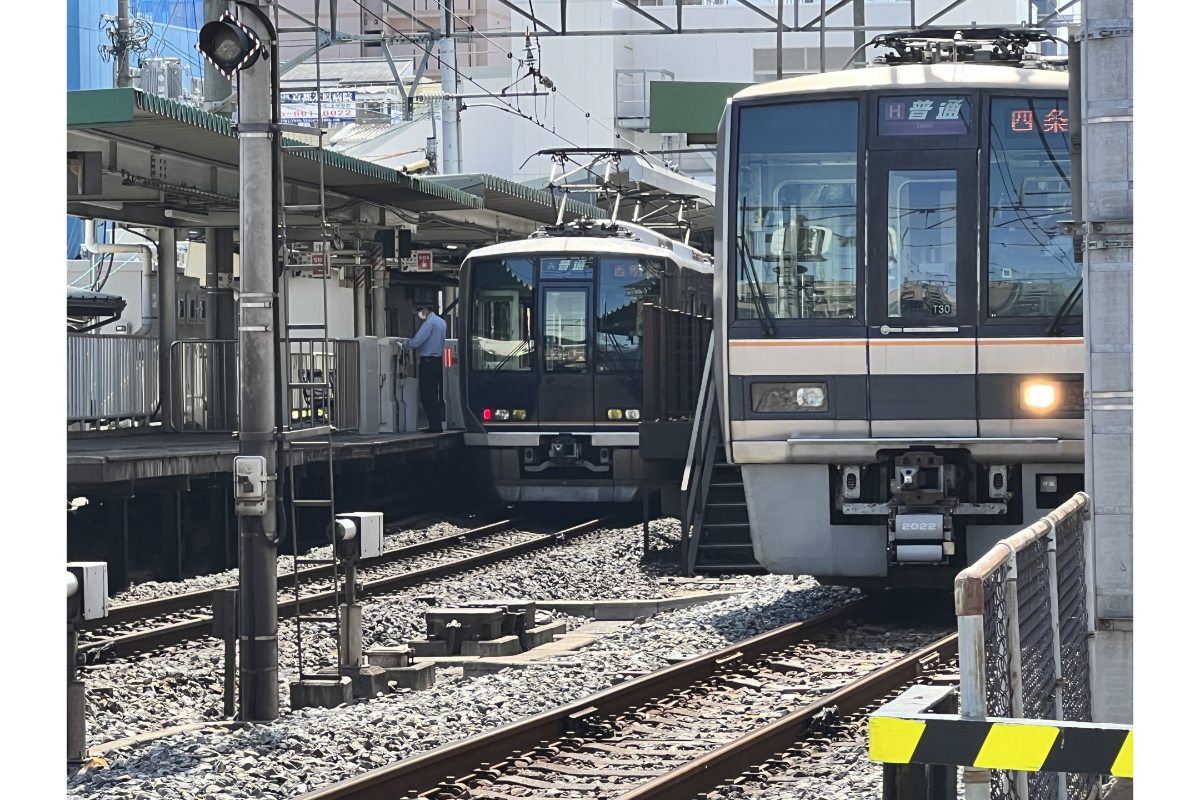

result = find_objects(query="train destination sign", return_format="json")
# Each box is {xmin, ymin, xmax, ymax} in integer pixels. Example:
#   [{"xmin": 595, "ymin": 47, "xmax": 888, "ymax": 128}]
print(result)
[{"xmin": 878, "ymin": 95, "xmax": 971, "ymax": 136}]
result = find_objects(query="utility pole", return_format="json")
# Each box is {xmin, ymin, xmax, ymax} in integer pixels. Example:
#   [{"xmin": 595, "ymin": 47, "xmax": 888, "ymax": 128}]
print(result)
[
  {"xmin": 439, "ymin": 0, "xmax": 462, "ymax": 174},
  {"xmin": 116, "ymin": 0, "xmax": 133, "ymax": 87},
  {"xmin": 235, "ymin": 0, "xmax": 280, "ymax": 722}
]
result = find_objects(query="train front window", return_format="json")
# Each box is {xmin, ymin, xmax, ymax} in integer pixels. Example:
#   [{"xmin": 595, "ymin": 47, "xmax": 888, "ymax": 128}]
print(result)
[
  {"xmin": 887, "ymin": 170, "xmax": 958, "ymax": 322},
  {"xmin": 734, "ymin": 99, "xmax": 859, "ymax": 322},
  {"xmin": 470, "ymin": 258, "xmax": 534, "ymax": 371},
  {"xmin": 987, "ymin": 97, "xmax": 1078, "ymax": 319},
  {"xmin": 596, "ymin": 257, "xmax": 662, "ymax": 373},
  {"xmin": 543, "ymin": 289, "xmax": 589, "ymax": 373}
]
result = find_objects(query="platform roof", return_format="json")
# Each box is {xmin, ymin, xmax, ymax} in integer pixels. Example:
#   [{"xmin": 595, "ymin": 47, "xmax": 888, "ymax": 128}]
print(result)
[{"xmin": 68, "ymin": 88, "xmax": 481, "ymax": 214}]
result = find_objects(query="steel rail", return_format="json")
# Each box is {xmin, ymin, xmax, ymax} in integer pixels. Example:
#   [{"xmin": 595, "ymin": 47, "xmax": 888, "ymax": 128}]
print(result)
[
  {"xmin": 87, "ymin": 515, "xmax": 510, "ymax": 630},
  {"xmin": 81, "ymin": 518, "xmax": 607, "ymax": 659},
  {"xmin": 617, "ymin": 632, "xmax": 960, "ymax": 799},
  {"xmin": 297, "ymin": 596, "xmax": 881, "ymax": 800}
]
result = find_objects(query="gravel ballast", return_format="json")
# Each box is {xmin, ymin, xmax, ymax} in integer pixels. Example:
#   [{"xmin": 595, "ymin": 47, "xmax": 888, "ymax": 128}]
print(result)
[{"xmin": 70, "ymin": 522, "xmax": 866, "ymax": 799}]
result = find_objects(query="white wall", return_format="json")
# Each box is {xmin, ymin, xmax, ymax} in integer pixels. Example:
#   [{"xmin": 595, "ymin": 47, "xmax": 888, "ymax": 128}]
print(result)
[{"xmin": 285, "ymin": 273, "xmax": 358, "ymax": 339}]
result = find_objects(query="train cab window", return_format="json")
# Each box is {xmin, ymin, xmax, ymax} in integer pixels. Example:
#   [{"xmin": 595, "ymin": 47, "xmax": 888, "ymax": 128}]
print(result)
[
  {"xmin": 886, "ymin": 170, "xmax": 958, "ymax": 322},
  {"xmin": 470, "ymin": 258, "xmax": 534, "ymax": 371},
  {"xmin": 734, "ymin": 100, "xmax": 859, "ymax": 322},
  {"xmin": 987, "ymin": 97, "xmax": 1078, "ymax": 319},
  {"xmin": 596, "ymin": 257, "xmax": 662, "ymax": 373},
  {"xmin": 543, "ymin": 289, "xmax": 590, "ymax": 373}
]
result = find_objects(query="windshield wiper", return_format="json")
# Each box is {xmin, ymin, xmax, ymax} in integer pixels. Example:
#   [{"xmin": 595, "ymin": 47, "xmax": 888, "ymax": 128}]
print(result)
[
  {"xmin": 1046, "ymin": 278, "xmax": 1083, "ymax": 336},
  {"xmin": 491, "ymin": 340, "xmax": 531, "ymax": 371},
  {"xmin": 736, "ymin": 234, "xmax": 776, "ymax": 338}
]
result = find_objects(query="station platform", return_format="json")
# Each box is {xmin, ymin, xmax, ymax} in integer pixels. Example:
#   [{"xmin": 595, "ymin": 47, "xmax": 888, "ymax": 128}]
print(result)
[{"xmin": 68, "ymin": 430, "xmax": 463, "ymax": 488}]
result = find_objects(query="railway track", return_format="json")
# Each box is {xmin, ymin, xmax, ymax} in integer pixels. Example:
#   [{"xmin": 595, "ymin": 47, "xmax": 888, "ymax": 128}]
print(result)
[
  {"xmin": 299, "ymin": 595, "xmax": 957, "ymax": 800},
  {"xmin": 79, "ymin": 517, "xmax": 608, "ymax": 660}
]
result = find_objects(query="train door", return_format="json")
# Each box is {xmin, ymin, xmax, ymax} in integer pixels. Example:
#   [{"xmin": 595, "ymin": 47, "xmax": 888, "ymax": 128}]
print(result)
[
  {"xmin": 866, "ymin": 148, "xmax": 979, "ymax": 437},
  {"xmin": 538, "ymin": 284, "xmax": 594, "ymax": 428}
]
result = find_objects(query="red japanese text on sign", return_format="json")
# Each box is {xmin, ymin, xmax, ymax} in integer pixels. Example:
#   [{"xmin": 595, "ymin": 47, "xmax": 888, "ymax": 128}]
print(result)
[
  {"xmin": 1042, "ymin": 109, "xmax": 1069, "ymax": 133},
  {"xmin": 1011, "ymin": 110, "xmax": 1035, "ymax": 132}
]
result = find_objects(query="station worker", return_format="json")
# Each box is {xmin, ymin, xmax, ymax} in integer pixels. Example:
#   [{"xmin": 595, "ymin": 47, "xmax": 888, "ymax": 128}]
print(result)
[{"xmin": 404, "ymin": 301, "xmax": 447, "ymax": 433}]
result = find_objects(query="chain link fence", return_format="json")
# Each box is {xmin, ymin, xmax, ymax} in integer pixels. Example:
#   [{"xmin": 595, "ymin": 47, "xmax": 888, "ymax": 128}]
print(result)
[{"xmin": 956, "ymin": 492, "xmax": 1098, "ymax": 800}]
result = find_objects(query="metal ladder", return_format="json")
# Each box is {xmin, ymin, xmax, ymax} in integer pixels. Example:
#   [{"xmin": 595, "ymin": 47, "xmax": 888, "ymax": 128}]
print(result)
[{"xmin": 266, "ymin": 0, "xmax": 345, "ymax": 684}]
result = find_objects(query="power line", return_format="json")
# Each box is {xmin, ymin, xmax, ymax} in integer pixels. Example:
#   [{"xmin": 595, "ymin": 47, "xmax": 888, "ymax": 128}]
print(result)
[
  {"xmin": 345, "ymin": 0, "xmax": 586, "ymax": 153},
  {"xmin": 426, "ymin": 0, "xmax": 678, "ymax": 171}
]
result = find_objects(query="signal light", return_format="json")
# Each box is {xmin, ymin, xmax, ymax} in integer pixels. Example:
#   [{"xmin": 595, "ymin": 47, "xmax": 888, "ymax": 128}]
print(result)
[
  {"xmin": 196, "ymin": 11, "xmax": 264, "ymax": 81},
  {"xmin": 607, "ymin": 409, "xmax": 623, "ymax": 420},
  {"xmin": 512, "ymin": 409, "xmax": 527, "ymax": 420}
]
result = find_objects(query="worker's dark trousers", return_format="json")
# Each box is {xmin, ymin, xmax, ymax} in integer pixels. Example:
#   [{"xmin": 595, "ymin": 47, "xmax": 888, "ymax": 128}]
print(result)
[{"xmin": 418, "ymin": 356, "xmax": 443, "ymax": 432}]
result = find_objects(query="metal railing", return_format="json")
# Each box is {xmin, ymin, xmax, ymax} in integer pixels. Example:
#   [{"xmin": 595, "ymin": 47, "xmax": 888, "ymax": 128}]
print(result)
[
  {"xmin": 286, "ymin": 338, "xmax": 360, "ymax": 433},
  {"xmin": 615, "ymin": 68, "xmax": 674, "ymax": 130},
  {"xmin": 67, "ymin": 334, "xmax": 159, "ymax": 429},
  {"xmin": 956, "ymin": 492, "xmax": 1098, "ymax": 800},
  {"xmin": 168, "ymin": 340, "xmax": 237, "ymax": 432},
  {"xmin": 679, "ymin": 335, "xmax": 718, "ymax": 575}
]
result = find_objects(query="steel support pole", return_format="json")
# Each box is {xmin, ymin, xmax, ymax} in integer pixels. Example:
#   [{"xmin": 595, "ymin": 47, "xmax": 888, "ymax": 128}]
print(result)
[
  {"xmin": 775, "ymin": 0, "xmax": 784, "ymax": 80},
  {"xmin": 67, "ymin": 624, "xmax": 86, "ymax": 765},
  {"xmin": 372, "ymin": 242, "xmax": 387, "ymax": 337},
  {"xmin": 439, "ymin": 1, "xmax": 462, "ymax": 174},
  {"xmin": 852, "ymin": 0, "xmax": 865, "ymax": 68},
  {"xmin": 958, "ymin": 613, "xmax": 990, "ymax": 800},
  {"xmin": 158, "ymin": 227, "xmax": 177, "ymax": 427},
  {"xmin": 236, "ymin": 0, "xmax": 280, "ymax": 722}
]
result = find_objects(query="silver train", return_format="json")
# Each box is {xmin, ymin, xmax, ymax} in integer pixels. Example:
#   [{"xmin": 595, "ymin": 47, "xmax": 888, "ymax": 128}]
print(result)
[{"xmin": 712, "ymin": 29, "xmax": 1082, "ymax": 587}]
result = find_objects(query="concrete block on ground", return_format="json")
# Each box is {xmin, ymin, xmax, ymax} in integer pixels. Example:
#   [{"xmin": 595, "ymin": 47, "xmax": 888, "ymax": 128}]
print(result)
[
  {"xmin": 386, "ymin": 662, "xmax": 436, "ymax": 690},
  {"xmin": 336, "ymin": 665, "xmax": 389, "ymax": 699},
  {"xmin": 425, "ymin": 607, "xmax": 505, "ymax": 642},
  {"xmin": 289, "ymin": 677, "xmax": 353, "ymax": 710},
  {"xmin": 465, "ymin": 599, "xmax": 537, "ymax": 629},
  {"xmin": 520, "ymin": 620, "xmax": 568, "ymax": 650},
  {"xmin": 406, "ymin": 639, "xmax": 449, "ymax": 657},
  {"xmin": 365, "ymin": 646, "xmax": 413, "ymax": 669},
  {"xmin": 460, "ymin": 635, "xmax": 522, "ymax": 657}
]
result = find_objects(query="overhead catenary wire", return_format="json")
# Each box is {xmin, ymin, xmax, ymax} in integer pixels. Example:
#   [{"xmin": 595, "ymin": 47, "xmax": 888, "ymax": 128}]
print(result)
[{"xmin": 345, "ymin": 0, "xmax": 587, "ymax": 153}]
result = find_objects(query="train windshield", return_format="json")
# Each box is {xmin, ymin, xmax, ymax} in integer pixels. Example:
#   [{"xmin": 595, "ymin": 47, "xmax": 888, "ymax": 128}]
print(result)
[
  {"xmin": 987, "ymin": 97, "xmax": 1078, "ymax": 318},
  {"xmin": 470, "ymin": 257, "xmax": 534, "ymax": 371},
  {"xmin": 734, "ymin": 99, "xmax": 859, "ymax": 321},
  {"xmin": 596, "ymin": 257, "xmax": 662, "ymax": 373}
]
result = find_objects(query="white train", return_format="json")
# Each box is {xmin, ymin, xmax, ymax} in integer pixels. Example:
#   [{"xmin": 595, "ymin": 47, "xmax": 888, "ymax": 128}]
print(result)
[{"xmin": 706, "ymin": 28, "xmax": 1082, "ymax": 587}]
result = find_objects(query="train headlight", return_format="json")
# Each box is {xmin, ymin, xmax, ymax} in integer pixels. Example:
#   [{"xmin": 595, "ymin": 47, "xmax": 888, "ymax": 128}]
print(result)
[
  {"xmin": 512, "ymin": 409, "xmax": 527, "ymax": 420},
  {"xmin": 607, "ymin": 409, "xmax": 624, "ymax": 420},
  {"xmin": 751, "ymin": 382, "xmax": 828, "ymax": 413},
  {"xmin": 494, "ymin": 409, "xmax": 512, "ymax": 421},
  {"xmin": 796, "ymin": 386, "xmax": 826, "ymax": 409},
  {"xmin": 1020, "ymin": 380, "xmax": 1059, "ymax": 412},
  {"xmin": 625, "ymin": 409, "xmax": 641, "ymax": 421}
]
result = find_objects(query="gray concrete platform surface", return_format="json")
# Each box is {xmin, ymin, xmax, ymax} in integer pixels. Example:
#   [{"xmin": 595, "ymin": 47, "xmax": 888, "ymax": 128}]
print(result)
[{"xmin": 68, "ymin": 430, "xmax": 463, "ymax": 486}]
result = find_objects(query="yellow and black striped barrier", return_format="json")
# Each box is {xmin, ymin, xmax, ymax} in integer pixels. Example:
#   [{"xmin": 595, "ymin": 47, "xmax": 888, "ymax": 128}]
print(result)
[{"xmin": 870, "ymin": 712, "xmax": 1132, "ymax": 778}]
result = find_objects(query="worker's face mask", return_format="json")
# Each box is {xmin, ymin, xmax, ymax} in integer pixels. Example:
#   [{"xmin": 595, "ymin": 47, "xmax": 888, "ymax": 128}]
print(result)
[{"xmin": 418, "ymin": 310, "xmax": 429, "ymax": 320}]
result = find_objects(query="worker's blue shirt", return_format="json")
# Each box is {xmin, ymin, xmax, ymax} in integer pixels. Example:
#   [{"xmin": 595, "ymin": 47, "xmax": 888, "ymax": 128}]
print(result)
[{"xmin": 406, "ymin": 313, "xmax": 447, "ymax": 357}]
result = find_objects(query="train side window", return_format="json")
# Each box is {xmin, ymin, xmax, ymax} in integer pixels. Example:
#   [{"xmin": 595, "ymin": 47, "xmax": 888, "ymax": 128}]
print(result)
[
  {"xmin": 470, "ymin": 258, "xmax": 534, "ymax": 371},
  {"xmin": 596, "ymin": 257, "xmax": 661, "ymax": 373},
  {"xmin": 733, "ymin": 99, "xmax": 859, "ymax": 322},
  {"xmin": 986, "ymin": 97, "xmax": 1078, "ymax": 319}
]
